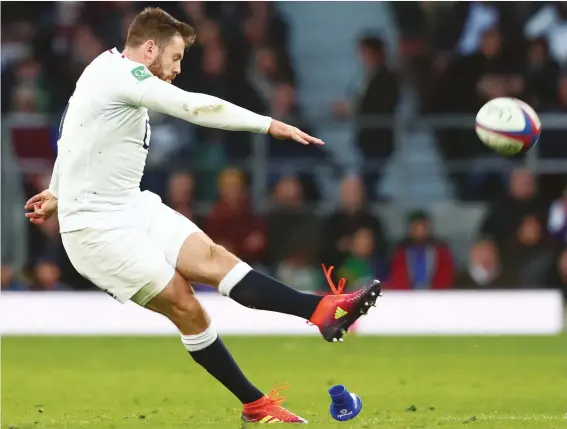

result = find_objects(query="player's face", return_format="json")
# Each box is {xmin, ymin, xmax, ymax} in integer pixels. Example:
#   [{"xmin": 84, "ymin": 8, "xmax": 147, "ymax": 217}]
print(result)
[{"xmin": 149, "ymin": 35, "xmax": 185, "ymax": 83}]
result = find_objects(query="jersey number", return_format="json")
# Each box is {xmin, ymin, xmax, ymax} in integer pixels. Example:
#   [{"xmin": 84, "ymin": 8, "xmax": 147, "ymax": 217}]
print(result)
[{"xmin": 142, "ymin": 119, "xmax": 151, "ymax": 149}]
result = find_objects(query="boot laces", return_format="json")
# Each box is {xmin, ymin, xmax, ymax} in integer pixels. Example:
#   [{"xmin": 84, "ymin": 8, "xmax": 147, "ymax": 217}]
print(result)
[
  {"xmin": 321, "ymin": 264, "xmax": 347, "ymax": 295},
  {"xmin": 265, "ymin": 383, "xmax": 303, "ymax": 420},
  {"xmin": 266, "ymin": 382, "xmax": 289, "ymax": 406}
]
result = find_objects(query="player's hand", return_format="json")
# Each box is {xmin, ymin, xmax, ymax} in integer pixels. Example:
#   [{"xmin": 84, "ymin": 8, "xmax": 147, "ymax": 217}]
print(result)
[
  {"xmin": 24, "ymin": 190, "xmax": 58, "ymax": 225},
  {"xmin": 268, "ymin": 119, "xmax": 324, "ymax": 145}
]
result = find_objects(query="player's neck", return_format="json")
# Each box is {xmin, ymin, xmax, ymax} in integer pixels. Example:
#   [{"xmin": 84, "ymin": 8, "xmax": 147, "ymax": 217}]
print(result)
[{"xmin": 122, "ymin": 47, "xmax": 150, "ymax": 68}]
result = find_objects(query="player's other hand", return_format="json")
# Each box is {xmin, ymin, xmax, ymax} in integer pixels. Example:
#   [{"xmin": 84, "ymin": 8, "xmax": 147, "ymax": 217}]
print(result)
[
  {"xmin": 268, "ymin": 119, "xmax": 324, "ymax": 145},
  {"xmin": 24, "ymin": 189, "xmax": 58, "ymax": 225}
]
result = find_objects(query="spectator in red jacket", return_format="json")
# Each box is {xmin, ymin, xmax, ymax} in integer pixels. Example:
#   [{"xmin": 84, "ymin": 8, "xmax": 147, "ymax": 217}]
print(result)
[
  {"xmin": 388, "ymin": 210, "xmax": 455, "ymax": 290},
  {"xmin": 205, "ymin": 168, "xmax": 266, "ymax": 265}
]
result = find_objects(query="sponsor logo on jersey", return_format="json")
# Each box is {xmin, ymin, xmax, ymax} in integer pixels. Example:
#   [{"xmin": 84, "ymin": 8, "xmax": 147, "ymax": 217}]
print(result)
[{"xmin": 131, "ymin": 66, "xmax": 152, "ymax": 81}]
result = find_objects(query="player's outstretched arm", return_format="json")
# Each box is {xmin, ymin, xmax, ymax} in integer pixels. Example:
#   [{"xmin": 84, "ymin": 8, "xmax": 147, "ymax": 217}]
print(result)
[{"xmin": 134, "ymin": 79, "xmax": 324, "ymax": 145}]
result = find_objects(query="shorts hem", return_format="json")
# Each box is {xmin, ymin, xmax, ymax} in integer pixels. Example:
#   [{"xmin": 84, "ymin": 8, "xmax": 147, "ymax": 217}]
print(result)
[
  {"xmin": 167, "ymin": 228, "xmax": 201, "ymax": 269},
  {"xmin": 130, "ymin": 274, "xmax": 173, "ymax": 307}
]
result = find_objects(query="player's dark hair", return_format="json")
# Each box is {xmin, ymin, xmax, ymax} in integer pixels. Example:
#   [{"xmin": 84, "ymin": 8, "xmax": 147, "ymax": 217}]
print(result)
[{"xmin": 126, "ymin": 7, "xmax": 196, "ymax": 49}]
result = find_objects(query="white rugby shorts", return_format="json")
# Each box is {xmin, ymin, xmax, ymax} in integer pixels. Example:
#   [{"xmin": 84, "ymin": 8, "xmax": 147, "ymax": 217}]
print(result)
[{"xmin": 61, "ymin": 191, "xmax": 201, "ymax": 306}]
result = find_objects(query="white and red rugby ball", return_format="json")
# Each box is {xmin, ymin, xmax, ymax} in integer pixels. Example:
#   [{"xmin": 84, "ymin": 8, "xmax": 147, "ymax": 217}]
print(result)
[{"xmin": 475, "ymin": 97, "xmax": 542, "ymax": 156}]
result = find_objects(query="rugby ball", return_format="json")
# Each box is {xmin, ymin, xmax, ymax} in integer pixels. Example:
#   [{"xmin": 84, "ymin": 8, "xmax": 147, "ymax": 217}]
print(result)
[{"xmin": 475, "ymin": 98, "xmax": 542, "ymax": 156}]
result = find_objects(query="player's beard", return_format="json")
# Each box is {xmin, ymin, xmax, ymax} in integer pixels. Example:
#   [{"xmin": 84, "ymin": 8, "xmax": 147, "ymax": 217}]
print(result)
[{"xmin": 148, "ymin": 55, "xmax": 173, "ymax": 83}]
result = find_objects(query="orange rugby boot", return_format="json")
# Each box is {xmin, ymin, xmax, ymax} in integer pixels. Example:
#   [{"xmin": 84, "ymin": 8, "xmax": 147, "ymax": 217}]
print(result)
[
  {"xmin": 242, "ymin": 384, "xmax": 307, "ymax": 424},
  {"xmin": 309, "ymin": 264, "xmax": 381, "ymax": 342}
]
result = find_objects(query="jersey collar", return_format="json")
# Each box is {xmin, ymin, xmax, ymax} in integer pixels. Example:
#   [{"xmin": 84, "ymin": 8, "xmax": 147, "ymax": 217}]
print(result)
[{"xmin": 108, "ymin": 47, "xmax": 125, "ymax": 58}]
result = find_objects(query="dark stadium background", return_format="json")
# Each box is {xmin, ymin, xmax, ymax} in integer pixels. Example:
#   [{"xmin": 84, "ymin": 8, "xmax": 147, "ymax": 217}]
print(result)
[
  {"xmin": 2, "ymin": 1, "xmax": 566, "ymax": 298},
  {"xmin": 2, "ymin": 2, "xmax": 567, "ymax": 429}
]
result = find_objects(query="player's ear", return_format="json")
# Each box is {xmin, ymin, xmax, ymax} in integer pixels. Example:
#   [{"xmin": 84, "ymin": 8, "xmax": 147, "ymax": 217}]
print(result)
[{"xmin": 145, "ymin": 40, "xmax": 157, "ymax": 57}]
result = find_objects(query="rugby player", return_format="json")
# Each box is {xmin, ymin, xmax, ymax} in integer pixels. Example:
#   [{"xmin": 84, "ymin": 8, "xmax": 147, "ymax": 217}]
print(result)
[{"xmin": 25, "ymin": 7, "xmax": 381, "ymax": 424}]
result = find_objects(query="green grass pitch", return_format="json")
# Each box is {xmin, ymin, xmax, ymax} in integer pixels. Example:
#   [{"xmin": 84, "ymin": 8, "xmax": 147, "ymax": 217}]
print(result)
[{"xmin": 2, "ymin": 335, "xmax": 566, "ymax": 429}]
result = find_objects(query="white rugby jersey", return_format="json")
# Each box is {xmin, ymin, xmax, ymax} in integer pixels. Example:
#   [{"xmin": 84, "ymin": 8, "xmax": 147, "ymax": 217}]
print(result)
[
  {"xmin": 50, "ymin": 48, "xmax": 272, "ymax": 233},
  {"xmin": 52, "ymin": 48, "xmax": 157, "ymax": 232}
]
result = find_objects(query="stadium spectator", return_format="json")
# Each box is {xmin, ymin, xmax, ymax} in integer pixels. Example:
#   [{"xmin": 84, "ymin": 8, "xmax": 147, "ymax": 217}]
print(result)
[
  {"xmin": 1, "ymin": 265, "xmax": 26, "ymax": 291},
  {"xmin": 30, "ymin": 258, "xmax": 71, "ymax": 291},
  {"xmin": 501, "ymin": 213, "xmax": 555, "ymax": 287},
  {"xmin": 455, "ymin": 237, "xmax": 518, "ymax": 288},
  {"xmin": 332, "ymin": 35, "xmax": 399, "ymax": 159},
  {"xmin": 250, "ymin": 47, "xmax": 294, "ymax": 107},
  {"xmin": 388, "ymin": 210, "xmax": 455, "ymax": 290},
  {"xmin": 268, "ymin": 82, "xmax": 298, "ymax": 121},
  {"xmin": 243, "ymin": 2, "xmax": 290, "ymax": 57},
  {"xmin": 415, "ymin": 2, "xmax": 522, "ymax": 58},
  {"xmin": 322, "ymin": 175, "xmax": 388, "ymax": 268},
  {"xmin": 25, "ymin": 208, "xmax": 88, "ymax": 291},
  {"xmin": 266, "ymin": 175, "xmax": 320, "ymax": 267},
  {"xmin": 1, "ymin": 20, "xmax": 35, "ymax": 113},
  {"xmin": 479, "ymin": 168, "xmax": 543, "ymax": 247},
  {"xmin": 548, "ymin": 185, "xmax": 567, "ymax": 245},
  {"xmin": 165, "ymin": 170, "xmax": 201, "ymax": 226},
  {"xmin": 205, "ymin": 168, "xmax": 266, "ymax": 265},
  {"xmin": 546, "ymin": 247, "xmax": 567, "ymax": 299},
  {"xmin": 452, "ymin": 2, "xmax": 509, "ymax": 57},
  {"xmin": 27, "ymin": 212, "xmax": 61, "ymax": 267},
  {"xmin": 1, "ymin": 20, "xmax": 34, "ymax": 73},
  {"xmin": 267, "ymin": 83, "xmax": 321, "ymax": 160},
  {"xmin": 198, "ymin": 43, "xmax": 263, "ymax": 113},
  {"xmin": 524, "ymin": 2, "xmax": 567, "ymax": 68},
  {"xmin": 442, "ymin": 27, "xmax": 524, "ymax": 113},
  {"xmin": 338, "ymin": 227, "xmax": 389, "ymax": 290},
  {"xmin": 192, "ymin": 38, "xmax": 265, "ymax": 161},
  {"xmin": 71, "ymin": 24, "xmax": 104, "ymax": 72},
  {"xmin": 178, "ymin": 1, "xmax": 208, "ymax": 27},
  {"xmin": 524, "ymin": 37, "xmax": 561, "ymax": 111},
  {"xmin": 275, "ymin": 252, "xmax": 323, "ymax": 292},
  {"xmin": 414, "ymin": 2, "xmax": 523, "ymax": 113},
  {"xmin": 10, "ymin": 58, "xmax": 51, "ymax": 114},
  {"xmin": 558, "ymin": 74, "xmax": 567, "ymax": 112}
]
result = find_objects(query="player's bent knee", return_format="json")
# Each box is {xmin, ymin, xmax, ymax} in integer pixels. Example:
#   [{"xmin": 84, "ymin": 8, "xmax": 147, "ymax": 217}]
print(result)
[
  {"xmin": 201, "ymin": 243, "xmax": 240, "ymax": 285},
  {"xmin": 177, "ymin": 232, "xmax": 239, "ymax": 286},
  {"xmin": 170, "ymin": 296, "xmax": 201, "ymax": 323},
  {"xmin": 209, "ymin": 243, "xmax": 238, "ymax": 264},
  {"xmin": 169, "ymin": 294, "xmax": 210, "ymax": 335},
  {"xmin": 146, "ymin": 272, "xmax": 210, "ymax": 335}
]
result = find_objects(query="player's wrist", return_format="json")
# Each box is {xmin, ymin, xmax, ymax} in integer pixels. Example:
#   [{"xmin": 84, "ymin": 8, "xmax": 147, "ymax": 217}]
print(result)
[
  {"xmin": 266, "ymin": 119, "xmax": 283, "ymax": 136},
  {"xmin": 261, "ymin": 117, "xmax": 273, "ymax": 134}
]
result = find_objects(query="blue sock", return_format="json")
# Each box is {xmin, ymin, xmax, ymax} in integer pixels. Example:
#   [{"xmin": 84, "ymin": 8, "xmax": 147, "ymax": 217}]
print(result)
[{"xmin": 228, "ymin": 270, "xmax": 322, "ymax": 320}]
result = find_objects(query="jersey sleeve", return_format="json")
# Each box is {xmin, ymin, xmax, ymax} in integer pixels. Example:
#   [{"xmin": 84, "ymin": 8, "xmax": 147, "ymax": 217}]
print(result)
[
  {"xmin": 109, "ymin": 59, "xmax": 271, "ymax": 133},
  {"xmin": 113, "ymin": 64, "xmax": 161, "ymax": 107},
  {"xmin": 137, "ymin": 78, "xmax": 272, "ymax": 133}
]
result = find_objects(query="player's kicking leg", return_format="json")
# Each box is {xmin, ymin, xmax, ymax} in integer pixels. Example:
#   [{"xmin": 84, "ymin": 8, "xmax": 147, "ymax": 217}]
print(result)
[
  {"xmin": 175, "ymin": 232, "xmax": 382, "ymax": 343},
  {"xmin": 145, "ymin": 271, "xmax": 307, "ymax": 423},
  {"xmin": 145, "ymin": 230, "xmax": 381, "ymax": 424}
]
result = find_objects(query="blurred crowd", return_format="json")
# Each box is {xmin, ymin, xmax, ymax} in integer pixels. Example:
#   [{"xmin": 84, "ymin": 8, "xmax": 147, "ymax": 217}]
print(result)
[
  {"xmin": 2, "ymin": 1, "xmax": 321, "ymax": 175},
  {"xmin": 396, "ymin": 2, "xmax": 567, "ymax": 114},
  {"xmin": 3, "ymin": 166, "xmax": 566, "ymax": 299},
  {"xmin": 1, "ymin": 2, "xmax": 567, "ymax": 297},
  {"xmin": 394, "ymin": 1, "xmax": 567, "ymax": 161}
]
